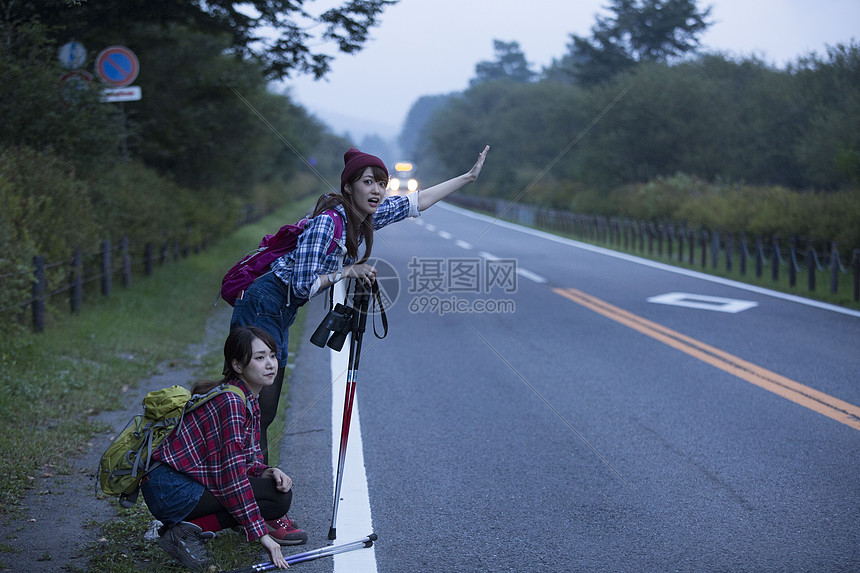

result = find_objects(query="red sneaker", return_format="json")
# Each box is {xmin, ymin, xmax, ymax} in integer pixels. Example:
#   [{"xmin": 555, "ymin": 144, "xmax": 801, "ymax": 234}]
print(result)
[{"xmin": 265, "ymin": 515, "xmax": 308, "ymax": 546}]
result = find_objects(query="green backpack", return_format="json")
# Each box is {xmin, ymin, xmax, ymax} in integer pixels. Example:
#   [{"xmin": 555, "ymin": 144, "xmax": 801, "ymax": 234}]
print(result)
[{"xmin": 97, "ymin": 383, "xmax": 246, "ymax": 508}]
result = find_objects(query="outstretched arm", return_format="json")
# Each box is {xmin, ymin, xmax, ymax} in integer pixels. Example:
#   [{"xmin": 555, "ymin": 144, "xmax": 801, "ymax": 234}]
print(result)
[{"xmin": 417, "ymin": 145, "xmax": 490, "ymax": 211}]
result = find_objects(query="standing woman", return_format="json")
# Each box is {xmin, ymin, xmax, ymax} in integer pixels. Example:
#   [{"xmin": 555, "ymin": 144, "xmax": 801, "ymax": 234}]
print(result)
[
  {"xmin": 231, "ymin": 145, "xmax": 490, "ymax": 460},
  {"xmin": 142, "ymin": 326, "xmax": 305, "ymax": 571}
]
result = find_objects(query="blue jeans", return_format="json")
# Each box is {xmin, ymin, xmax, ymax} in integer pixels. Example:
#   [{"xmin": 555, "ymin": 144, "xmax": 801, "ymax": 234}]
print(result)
[
  {"xmin": 230, "ymin": 272, "xmax": 307, "ymax": 364},
  {"xmin": 141, "ymin": 464, "xmax": 205, "ymax": 529}
]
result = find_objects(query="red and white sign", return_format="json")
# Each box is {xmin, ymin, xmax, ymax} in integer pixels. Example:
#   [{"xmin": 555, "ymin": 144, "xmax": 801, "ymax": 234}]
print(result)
[{"xmin": 95, "ymin": 46, "xmax": 139, "ymax": 87}]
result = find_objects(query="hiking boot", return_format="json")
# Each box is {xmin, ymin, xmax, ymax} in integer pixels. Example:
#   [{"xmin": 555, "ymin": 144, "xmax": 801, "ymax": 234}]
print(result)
[
  {"xmin": 265, "ymin": 515, "xmax": 308, "ymax": 546},
  {"xmin": 158, "ymin": 521, "xmax": 215, "ymax": 570}
]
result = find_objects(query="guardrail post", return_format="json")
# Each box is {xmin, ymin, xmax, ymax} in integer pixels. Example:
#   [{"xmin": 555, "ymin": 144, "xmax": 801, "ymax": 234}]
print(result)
[
  {"xmin": 725, "ymin": 233, "xmax": 733, "ymax": 272},
  {"xmin": 789, "ymin": 240, "xmax": 797, "ymax": 287},
  {"xmin": 830, "ymin": 244, "xmax": 839, "ymax": 295},
  {"xmin": 853, "ymin": 250, "xmax": 860, "ymax": 302},
  {"xmin": 121, "ymin": 235, "xmax": 132, "ymax": 288},
  {"xmin": 102, "ymin": 239, "xmax": 112, "ymax": 297},
  {"xmin": 756, "ymin": 236, "xmax": 764, "ymax": 278},
  {"xmin": 32, "ymin": 255, "xmax": 45, "ymax": 333},
  {"xmin": 771, "ymin": 239, "xmax": 780, "ymax": 282},
  {"xmin": 700, "ymin": 230, "xmax": 708, "ymax": 267},
  {"xmin": 807, "ymin": 247, "xmax": 816, "ymax": 292},
  {"xmin": 623, "ymin": 219, "xmax": 629, "ymax": 250},
  {"xmin": 71, "ymin": 248, "xmax": 82, "ymax": 314},
  {"xmin": 145, "ymin": 243, "xmax": 153, "ymax": 276},
  {"xmin": 688, "ymin": 229, "xmax": 695, "ymax": 265},
  {"xmin": 711, "ymin": 230, "xmax": 720, "ymax": 269},
  {"xmin": 740, "ymin": 235, "xmax": 747, "ymax": 276}
]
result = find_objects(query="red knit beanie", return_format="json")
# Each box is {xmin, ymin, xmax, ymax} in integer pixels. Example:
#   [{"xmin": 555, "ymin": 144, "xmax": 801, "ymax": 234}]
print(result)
[{"xmin": 340, "ymin": 148, "xmax": 388, "ymax": 193}]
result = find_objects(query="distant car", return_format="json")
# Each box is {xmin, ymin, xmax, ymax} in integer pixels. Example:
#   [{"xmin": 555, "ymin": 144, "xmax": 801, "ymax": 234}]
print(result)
[{"xmin": 388, "ymin": 161, "xmax": 418, "ymax": 195}]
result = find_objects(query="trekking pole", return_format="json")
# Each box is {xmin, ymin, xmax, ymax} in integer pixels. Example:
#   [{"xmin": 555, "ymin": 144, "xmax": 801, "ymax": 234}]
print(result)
[
  {"xmin": 329, "ymin": 279, "xmax": 371, "ymax": 540},
  {"xmin": 223, "ymin": 533, "xmax": 377, "ymax": 572}
]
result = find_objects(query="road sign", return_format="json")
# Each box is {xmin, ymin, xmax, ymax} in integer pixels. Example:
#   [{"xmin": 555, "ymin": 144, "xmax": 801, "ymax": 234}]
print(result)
[
  {"xmin": 59, "ymin": 42, "xmax": 86, "ymax": 69},
  {"xmin": 58, "ymin": 70, "xmax": 93, "ymax": 106},
  {"xmin": 95, "ymin": 46, "xmax": 139, "ymax": 87},
  {"xmin": 102, "ymin": 86, "xmax": 142, "ymax": 103}
]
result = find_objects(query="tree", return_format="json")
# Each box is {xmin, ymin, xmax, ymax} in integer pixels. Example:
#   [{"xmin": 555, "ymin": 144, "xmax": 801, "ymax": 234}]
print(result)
[
  {"xmin": 399, "ymin": 94, "xmax": 453, "ymax": 159},
  {"xmin": 792, "ymin": 42, "xmax": 860, "ymax": 189},
  {"xmin": 14, "ymin": 0, "xmax": 397, "ymax": 80},
  {"xmin": 558, "ymin": 0, "xmax": 712, "ymax": 85},
  {"xmin": 471, "ymin": 40, "xmax": 536, "ymax": 86}
]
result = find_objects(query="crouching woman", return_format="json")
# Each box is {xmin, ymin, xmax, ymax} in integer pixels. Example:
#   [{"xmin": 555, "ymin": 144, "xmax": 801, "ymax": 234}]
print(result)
[{"xmin": 141, "ymin": 326, "xmax": 305, "ymax": 570}]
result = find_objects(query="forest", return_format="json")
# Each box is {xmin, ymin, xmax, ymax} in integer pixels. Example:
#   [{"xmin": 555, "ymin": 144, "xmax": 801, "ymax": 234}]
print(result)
[{"xmin": 401, "ymin": 4, "xmax": 859, "ymax": 255}]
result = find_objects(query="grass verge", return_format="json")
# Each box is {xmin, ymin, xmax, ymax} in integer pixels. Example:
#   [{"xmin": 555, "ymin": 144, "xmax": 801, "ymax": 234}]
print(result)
[{"xmin": 0, "ymin": 196, "xmax": 317, "ymax": 571}]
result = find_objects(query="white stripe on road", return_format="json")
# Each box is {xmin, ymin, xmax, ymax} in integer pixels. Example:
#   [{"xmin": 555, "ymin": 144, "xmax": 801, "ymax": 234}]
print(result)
[
  {"xmin": 438, "ymin": 231, "xmax": 452, "ymax": 239},
  {"xmin": 516, "ymin": 268, "xmax": 547, "ymax": 283},
  {"xmin": 455, "ymin": 239, "xmax": 473, "ymax": 250},
  {"xmin": 330, "ymin": 283, "xmax": 377, "ymax": 572},
  {"xmin": 479, "ymin": 251, "xmax": 546, "ymax": 283}
]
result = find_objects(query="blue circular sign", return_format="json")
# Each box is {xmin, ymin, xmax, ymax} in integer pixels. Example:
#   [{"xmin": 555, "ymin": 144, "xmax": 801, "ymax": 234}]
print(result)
[{"xmin": 95, "ymin": 46, "xmax": 139, "ymax": 87}]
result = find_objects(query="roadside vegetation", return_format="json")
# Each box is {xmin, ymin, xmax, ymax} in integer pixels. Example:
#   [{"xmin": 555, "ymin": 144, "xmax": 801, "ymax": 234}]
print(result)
[
  {"xmin": 405, "ymin": 3, "xmax": 860, "ymax": 261},
  {"xmin": 0, "ymin": 199, "xmax": 314, "ymax": 571}
]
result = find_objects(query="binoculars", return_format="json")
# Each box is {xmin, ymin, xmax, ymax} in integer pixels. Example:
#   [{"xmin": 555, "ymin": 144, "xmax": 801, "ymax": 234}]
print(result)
[{"xmin": 310, "ymin": 303, "xmax": 355, "ymax": 351}]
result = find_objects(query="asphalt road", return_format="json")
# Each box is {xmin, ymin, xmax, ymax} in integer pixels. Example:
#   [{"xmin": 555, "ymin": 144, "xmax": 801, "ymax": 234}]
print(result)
[{"xmin": 278, "ymin": 202, "xmax": 860, "ymax": 573}]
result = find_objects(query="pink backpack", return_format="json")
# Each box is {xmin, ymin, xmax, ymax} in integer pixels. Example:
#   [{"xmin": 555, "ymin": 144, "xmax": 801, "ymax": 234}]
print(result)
[{"xmin": 220, "ymin": 209, "xmax": 344, "ymax": 306}]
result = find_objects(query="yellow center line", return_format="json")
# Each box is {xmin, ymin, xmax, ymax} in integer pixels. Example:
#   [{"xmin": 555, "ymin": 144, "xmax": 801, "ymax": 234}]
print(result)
[{"xmin": 553, "ymin": 287, "xmax": 860, "ymax": 432}]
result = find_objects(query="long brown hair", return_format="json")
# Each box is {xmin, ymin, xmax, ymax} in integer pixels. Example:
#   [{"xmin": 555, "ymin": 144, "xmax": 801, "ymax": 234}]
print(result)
[
  {"xmin": 190, "ymin": 326, "xmax": 278, "ymax": 395},
  {"xmin": 312, "ymin": 165, "xmax": 388, "ymax": 263}
]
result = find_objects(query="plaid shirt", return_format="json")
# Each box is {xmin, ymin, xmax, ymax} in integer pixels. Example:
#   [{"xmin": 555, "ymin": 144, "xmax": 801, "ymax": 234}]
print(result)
[
  {"xmin": 152, "ymin": 379, "xmax": 270, "ymax": 541},
  {"xmin": 271, "ymin": 192, "xmax": 419, "ymax": 299}
]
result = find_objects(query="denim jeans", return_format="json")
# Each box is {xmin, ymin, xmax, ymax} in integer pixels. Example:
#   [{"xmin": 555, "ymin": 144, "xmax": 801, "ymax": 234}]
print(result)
[
  {"xmin": 140, "ymin": 464, "xmax": 204, "ymax": 529},
  {"xmin": 230, "ymin": 272, "xmax": 308, "ymax": 364}
]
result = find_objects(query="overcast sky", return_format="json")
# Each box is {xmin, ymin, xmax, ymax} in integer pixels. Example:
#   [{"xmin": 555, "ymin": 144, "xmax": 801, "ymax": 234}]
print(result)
[{"xmin": 278, "ymin": 0, "xmax": 859, "ymax": 142}]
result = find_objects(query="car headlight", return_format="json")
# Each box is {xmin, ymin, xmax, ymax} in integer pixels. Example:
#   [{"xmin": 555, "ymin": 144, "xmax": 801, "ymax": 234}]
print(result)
[
  {"xmin": 407, "ymin": 178, "xmax": 418, "ymax": 192},
  {"xmin": 389, "ymin": 178, "xmax": 401, "ymax": 192}
]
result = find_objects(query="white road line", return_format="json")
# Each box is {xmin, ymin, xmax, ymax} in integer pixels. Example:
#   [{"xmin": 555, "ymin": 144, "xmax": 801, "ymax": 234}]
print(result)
[
  {"xmin": 425, "ymin": 224, "xmax": 437, "ymax": 232},
  {"xmin": 477, "ymin": 250, "xmax": 545, "ymax": 283},
  {"xmin": 438, "ymin": 231, "xmax": 452, "ymax": 240},
  {"xmin": 439, "ymin": 202, "xmax": 860, "ymax": 318},
  {"xmin": 330, "ymin": 283, "xmax": 377, "ymax": 572},
  {"xmin": 455, "ymin": 240, "xmax": 473, "ymax": 250},
  {"xmin": 517, "ymin": 268, "xmax": 547, "ymax": 283}
]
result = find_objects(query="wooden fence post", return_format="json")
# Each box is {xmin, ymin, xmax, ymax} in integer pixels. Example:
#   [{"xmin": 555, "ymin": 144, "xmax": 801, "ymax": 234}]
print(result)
[
  {"xmin": 756, "ymin": 236, "xmax": 764, "ymax": 278},
  {"xmin": 789, "ymin": 241, "xmax": 797, "ymax": 287},
  {"xmin": 725, "ymin": 234, "xmax": 733, "ymax": 272},
  {"xmin": 853, "ymin": 250, "xmax": 860, "ymax": 302},
  {"xmin": 32, "ymin": 256, "xmax": 45, "ymax": 333},
  {"xmin": 145, "ymin": 243, "xmax": 154, "ymax": 276},
  {"xmin": 711, "ymin": 230, "xmax": 720, "ymax": 269},
  {"xmin": 771, "ymin": 239, "xmax": 780, "ymax": 282},
  {"xmin": 71, "ymin": 248, "xmax": 82, "ymax": 314},
  {"xmin": 102, "ymin": 239, "xmax": 112, "ymax": 297},
  {"xmin": 121, "ymin": 235, "xmax": 132, "ymax": 288},
  {"xmin": 830, "ymin": 244, "xmax": 839, "ymax": 295},
  {"xmin": 688, "ymin": 229, "xmax": 695, "ymax": 265}
]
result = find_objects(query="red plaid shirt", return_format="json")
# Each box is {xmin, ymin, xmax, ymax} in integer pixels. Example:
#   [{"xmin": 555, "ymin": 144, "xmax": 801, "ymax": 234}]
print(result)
[{"xmin": 153, "ymin": 379, "xmax": 270, "ymax": 541}]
